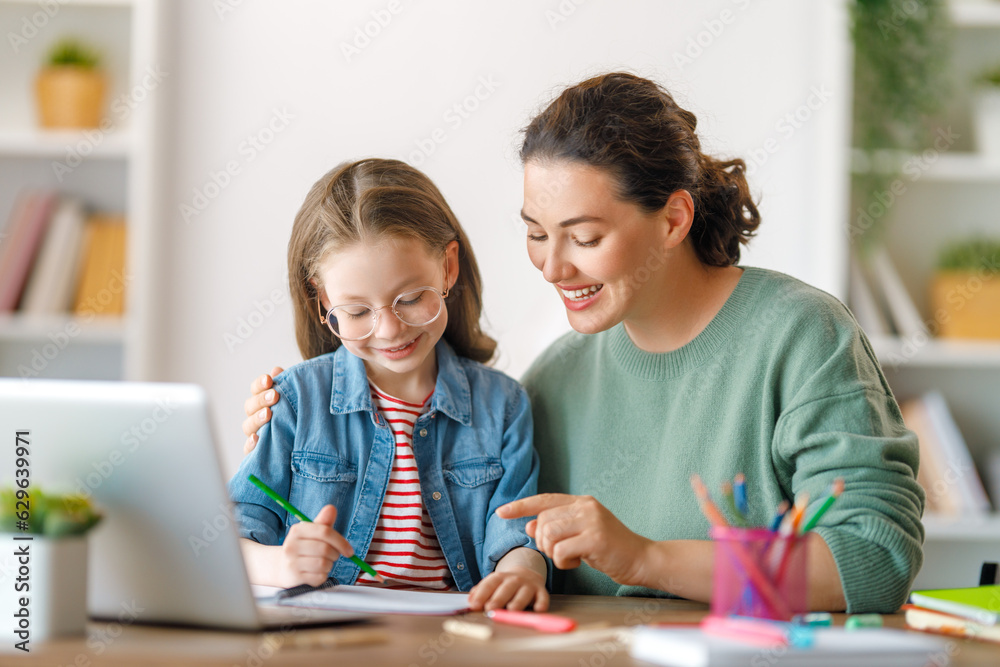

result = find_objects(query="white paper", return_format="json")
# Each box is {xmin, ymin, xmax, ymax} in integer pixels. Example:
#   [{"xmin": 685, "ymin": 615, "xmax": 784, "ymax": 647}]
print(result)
[
  {"xmin": 630, "ymin": 627, "xmax": 948, "ymax": 667},
  {"xmin": 275, "ymin": 585, "xmax": 471, "ymax": 615}
]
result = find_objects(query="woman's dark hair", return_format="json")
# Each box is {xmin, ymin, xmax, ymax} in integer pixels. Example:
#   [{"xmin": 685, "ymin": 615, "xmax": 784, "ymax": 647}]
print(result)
[
  {"xmin": 520, "ymin": 72, "xmax": 760, "ymax": 266},
  {"xmin": 287, "ymin": 158, "xmax": 496, "ymax": 363}
]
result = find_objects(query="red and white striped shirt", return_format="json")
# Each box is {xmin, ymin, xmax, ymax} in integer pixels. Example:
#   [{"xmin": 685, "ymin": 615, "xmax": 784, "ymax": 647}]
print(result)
[{"xmin": 355, "ymin": 382, "xmax": 454, "ymax": 590}]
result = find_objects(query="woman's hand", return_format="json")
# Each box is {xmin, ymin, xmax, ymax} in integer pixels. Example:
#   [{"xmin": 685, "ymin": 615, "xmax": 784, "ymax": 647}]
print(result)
[
  {"xmin": 242, "ymin": 366, "xmax": 284, "ymax": 454},
  {"xmin": 468, "ymin": 547, "xmax": 549, "ymax": 611},
  {"xmin": 277, "ymin": 504, "xmax": 354, "ymax": 588},
  {"xmin": 498, "ymin": 494, "xmax": 653, "ymax": 587}
]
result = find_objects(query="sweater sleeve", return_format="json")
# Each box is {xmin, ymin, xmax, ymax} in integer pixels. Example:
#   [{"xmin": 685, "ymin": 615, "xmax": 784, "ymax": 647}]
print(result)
[{"xmin": 773, "ymin": 384, "xmax": 925, "ymax": 613}]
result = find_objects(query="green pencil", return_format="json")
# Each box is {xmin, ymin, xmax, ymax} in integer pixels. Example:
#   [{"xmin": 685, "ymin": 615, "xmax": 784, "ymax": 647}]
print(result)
[
  {"xmin": 247, "ymin": 474, "xmax": 384, "ymax": 583},
  {"xmin": 800, "ymin": 478, "xmax": 845, "ymax": 533}
]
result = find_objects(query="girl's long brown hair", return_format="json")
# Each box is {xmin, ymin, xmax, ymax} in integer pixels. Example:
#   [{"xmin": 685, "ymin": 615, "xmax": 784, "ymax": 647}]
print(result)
[
  {"xmin": 288, "ymin": 158, "xmax": 496, "ymax": 363},
  {"xmin": 520, "ymin": 72, "xmax": 761, "ymax": 266}
]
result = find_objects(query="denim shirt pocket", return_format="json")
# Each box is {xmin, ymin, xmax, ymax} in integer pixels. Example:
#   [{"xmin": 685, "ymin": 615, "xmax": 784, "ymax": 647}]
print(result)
[
  {"xmin": 442, "ymin": 457, "xmax": 503, "ymax": 547},
  {"xmin": 288, "ymin": 451, "xmax": 358, "ymax": 532}
]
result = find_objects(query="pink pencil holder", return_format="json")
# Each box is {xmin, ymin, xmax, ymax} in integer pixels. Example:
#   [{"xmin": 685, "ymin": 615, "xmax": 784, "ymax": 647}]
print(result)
[{"xmin": 709, "ymin": 526, "xmax": 808, "ymax": 621}]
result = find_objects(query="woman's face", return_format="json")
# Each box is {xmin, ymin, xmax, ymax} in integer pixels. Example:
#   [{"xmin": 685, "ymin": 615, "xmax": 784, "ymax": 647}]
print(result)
[{"xmin": 521, "ymin": 160, "xmax": 670, "ymax": 334}]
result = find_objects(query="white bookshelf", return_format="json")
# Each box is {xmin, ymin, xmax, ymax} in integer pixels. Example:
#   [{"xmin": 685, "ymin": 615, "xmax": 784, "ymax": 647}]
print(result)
[
  {"xmin": 852, "ymin": 150, "xmax": 1000, "ymax": 183},
  {"xmin": 952, "ymin": 0, "xmax": 1000, "ymax": 28},
  {"xmin": 0, "ymin": 0, "xmax": 161, "ymax": 381},
  {"xmin": 849, "ymin": 2, "xmax": 1000, "ymax": 572}
]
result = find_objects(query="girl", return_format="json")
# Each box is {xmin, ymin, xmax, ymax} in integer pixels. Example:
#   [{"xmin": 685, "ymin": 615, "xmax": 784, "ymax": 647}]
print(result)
[
  {"xmin": 243, "ymin": 74, "xmax": 924, "ymax": 613},
  {"xmin": 228, "ymin": 158, "xmax": 548, "ymax": 612}
]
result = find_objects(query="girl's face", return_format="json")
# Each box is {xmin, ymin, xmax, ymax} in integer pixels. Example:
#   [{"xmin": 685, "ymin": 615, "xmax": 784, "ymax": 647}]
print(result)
[
  {"xmin": 316, "ymin": 237, "xmax": 458, "ymax": 385},
  {"xmin": 521, "ymin": 160, "xmax": 671, "ymax": 334}
]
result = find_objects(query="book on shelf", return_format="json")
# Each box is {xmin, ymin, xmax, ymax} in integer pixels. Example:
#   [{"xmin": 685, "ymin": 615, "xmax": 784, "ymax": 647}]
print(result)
[
  {"xmin": 848, "ymin": 249, "xmax": 891, "ymax": 337},
  {"xmin": 20, "ymin": 197, "xmax": 87, "ymax": 315},
  {"xmin": 73, "ymin": 214, "xmax": 127, "ymax": 317},
  {"xmin": 904, "ymin": 604, "xmax": 1000, "ymax": 644},
  {"xmin": 849, "ymin": 245, "xmax": 933, "ymax": 341},
  {"xmin": 987, "ymin": 452, "xmax": 1000, "ymax": 519},
  {"xmin": 899, "ymin": 391, "xmax": 992, "ymax": 516},
  {"xmin": 0, "ymin": 190, "xmax": 58, "ymax": 312},
  {"xmin": 0, "ymin": 190, "xmax": 127, "ymax": 321},
  {"xmin": 869, "ymin": 246, "xmax": 928, "ymax": 340}
]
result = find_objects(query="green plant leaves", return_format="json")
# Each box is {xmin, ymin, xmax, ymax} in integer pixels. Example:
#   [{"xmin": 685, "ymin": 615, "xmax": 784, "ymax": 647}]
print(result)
[
  {"xmin": 938, "ymin": 238, "xmax": 1000, "ymax": 272},
  {"xmin": 46, "ymin": 38, "xmax": 101, "ymax": 69},
  {"xmin": 0, "ymin": 487, "xmax": 102, "ymax": 537}
]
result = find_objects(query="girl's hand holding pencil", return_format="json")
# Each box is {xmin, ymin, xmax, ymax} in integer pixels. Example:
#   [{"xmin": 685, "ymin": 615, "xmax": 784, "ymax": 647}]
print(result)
[
  {"xmin": 248, "ymin": 474, "xmax": 384, "ymax": 587},
  {"xmin": 278, "ymin": 504, "xmax": 359, "ymax": 588}
]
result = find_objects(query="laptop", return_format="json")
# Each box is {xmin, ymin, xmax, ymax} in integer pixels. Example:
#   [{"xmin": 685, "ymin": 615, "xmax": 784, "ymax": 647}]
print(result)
[{"xmin": 0, "ymin": 378, "xmax": 366, "ymax": 631}]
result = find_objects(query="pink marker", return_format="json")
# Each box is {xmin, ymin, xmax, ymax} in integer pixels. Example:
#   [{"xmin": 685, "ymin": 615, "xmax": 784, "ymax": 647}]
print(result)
[{"xmin": 485, "ymin": 609, "xmax": 577, "ymax": 633}]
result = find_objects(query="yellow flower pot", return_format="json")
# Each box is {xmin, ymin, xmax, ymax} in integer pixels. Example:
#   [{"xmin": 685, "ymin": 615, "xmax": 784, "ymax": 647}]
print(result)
[
  {"xmin": 35, "ymin": 66, "xmax": 106, "ymax": 129},
  {"xmin": 930, "ymin": 271, "xmax": 1000, "ymax": 340}
]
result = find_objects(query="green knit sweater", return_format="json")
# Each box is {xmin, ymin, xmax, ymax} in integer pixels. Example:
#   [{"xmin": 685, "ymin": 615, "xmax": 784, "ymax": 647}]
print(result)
[{"xmin": 521, "ymin": 267, "xmax": 924, "ymax": 613}]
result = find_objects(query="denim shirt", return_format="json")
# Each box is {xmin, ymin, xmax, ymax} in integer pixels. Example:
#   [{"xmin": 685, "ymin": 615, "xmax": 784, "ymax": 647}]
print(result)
[{"xmin": 228, "ymin": 340, "xmax": 539, "ymax": 591}]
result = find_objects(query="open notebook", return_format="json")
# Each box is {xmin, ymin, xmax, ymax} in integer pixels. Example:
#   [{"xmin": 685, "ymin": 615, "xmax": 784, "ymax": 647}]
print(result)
[{"xmin": 253, "ymin": 584, "xmax": 471, "ymax": 615}]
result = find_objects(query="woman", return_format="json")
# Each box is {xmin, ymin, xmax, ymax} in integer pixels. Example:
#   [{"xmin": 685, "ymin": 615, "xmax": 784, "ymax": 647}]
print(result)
[{"xmin": 242, "ymin": 72, "xmax": 923, "ymax": 613}]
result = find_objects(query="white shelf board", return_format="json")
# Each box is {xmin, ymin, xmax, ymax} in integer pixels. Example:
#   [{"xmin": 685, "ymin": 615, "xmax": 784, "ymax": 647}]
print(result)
[
  {"xmin": 923, "ymin": 513, "xmax": 1000, "ymax": 540},
  {"xmin": 870, "ymin": 335, "xmax": 1000, "ymax": 368},
  {"xmin": 0, "ymin": 0, "xmax": 135, "ymax": 6},
  {"xmin": 0, "ymin": 127, "xmax": 132, "ymax": 160},
  {"xmin": 0, "ymin": 314, "xmax": 124, "ymax": 343},
  {"xmin": 951, "ymin": 1, "xmax": 1000, "ymax": 27},
  {"xmin": 852, "ymin": 150, "xmax": 1000, "ymax": 183}
]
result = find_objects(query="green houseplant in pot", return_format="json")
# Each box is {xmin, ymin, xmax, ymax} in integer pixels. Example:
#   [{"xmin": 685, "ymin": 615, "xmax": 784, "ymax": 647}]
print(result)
[
  {"xmin": 35, "ymin": 37, "xmax": 106, "ymax": 129},
  {"xmin": 1, "ymin": 488, "xmax": 102, "ymax": 644},
  {"xmin": 930, "ymin": 238, "xmax": 1000, "ymax": 340},
  {"xmin": 850, "ymin": 0, "xmax": 952, "ymax": 250},
  {"xmin": 973, "ymin": 63, "xmax": 1000, "ymax": 157}
]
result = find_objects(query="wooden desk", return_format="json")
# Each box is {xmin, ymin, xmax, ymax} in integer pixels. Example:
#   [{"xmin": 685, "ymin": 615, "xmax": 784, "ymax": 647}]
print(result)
[{"xmin": 8, "ymin": 595, "xmax": 1000, "ymax": 666}]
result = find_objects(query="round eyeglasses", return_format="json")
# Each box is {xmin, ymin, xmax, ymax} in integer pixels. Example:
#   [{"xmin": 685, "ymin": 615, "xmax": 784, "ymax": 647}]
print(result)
[{"xmin": 318, "ymin": 286, "xmax": 448, "ymax": 341}]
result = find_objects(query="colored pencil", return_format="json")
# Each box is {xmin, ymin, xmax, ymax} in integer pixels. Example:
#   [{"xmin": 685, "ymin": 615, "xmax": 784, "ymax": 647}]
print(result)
[
  {"xmin": 800, "ymin": 478, "xmax": 845, "ymax": 533},
  {"xmin": 248, "ymin": 474, "xmax": 384, "ymax": 583}
]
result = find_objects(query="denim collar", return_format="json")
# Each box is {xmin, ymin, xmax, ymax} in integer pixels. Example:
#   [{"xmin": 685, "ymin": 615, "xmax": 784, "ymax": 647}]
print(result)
[{"xmin": 329, "ymin": 339, "xmax": 472, "ymax": 426}]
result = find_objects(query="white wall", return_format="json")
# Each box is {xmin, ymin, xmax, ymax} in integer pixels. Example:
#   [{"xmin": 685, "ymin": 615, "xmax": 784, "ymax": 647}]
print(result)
[{"xmin": 157, "ymin": 0, "xmax": 851, "ymax": 474}]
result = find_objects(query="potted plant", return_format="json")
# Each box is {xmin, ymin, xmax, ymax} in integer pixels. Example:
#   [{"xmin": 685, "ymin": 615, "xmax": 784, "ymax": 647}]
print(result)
[
  {"xmin": 849, "ymin": 0, "xmax": 952, "ymax": 249},
  {"xmin": 930, "ymin": 238, "xmax": 1000, "ymax": 340},
  {"xmin": 35, "ymin": 37, "xmax": 106, "ymax": 129},
  {"xmin": 1, "ymin": 488, "xmax": 103, "ymax": 643},
  {"xmin": 973, "ymin": 63, "xmax": 1000, "ymax": 157}
]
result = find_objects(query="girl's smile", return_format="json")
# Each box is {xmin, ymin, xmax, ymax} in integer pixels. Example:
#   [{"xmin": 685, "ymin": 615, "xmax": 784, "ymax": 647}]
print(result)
[{"xmin": 373, "ymin": 334, "xmax": 422, "ymax": 360}]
